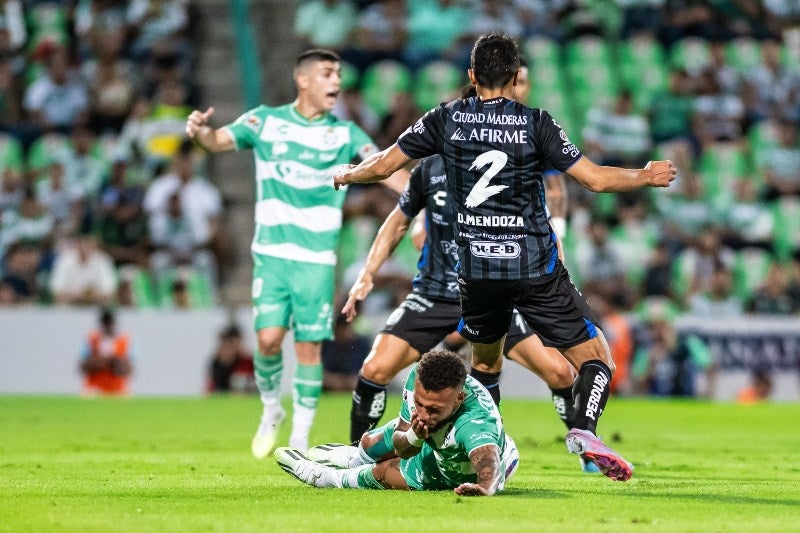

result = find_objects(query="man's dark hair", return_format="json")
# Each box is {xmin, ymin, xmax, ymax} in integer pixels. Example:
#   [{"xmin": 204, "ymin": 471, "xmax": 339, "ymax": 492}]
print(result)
[
  {"xmin": 470, "ymin": 33, "xmax": 519, "ymax": 89},
  {"xmin": 416, "ymin": 350, "xmax": 467, "ymax": 391},
  {"xmin": 295, "ymin": 48, "xmax": 340, "ymax": 70}
]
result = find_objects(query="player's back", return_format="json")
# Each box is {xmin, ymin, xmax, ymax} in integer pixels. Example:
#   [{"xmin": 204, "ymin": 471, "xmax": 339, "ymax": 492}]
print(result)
[{"xmin": 398, "ymin": 96, "xmax": 582, "ymax": 280}]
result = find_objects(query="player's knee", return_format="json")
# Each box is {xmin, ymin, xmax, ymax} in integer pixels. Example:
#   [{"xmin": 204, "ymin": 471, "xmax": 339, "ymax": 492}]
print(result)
[
  {"xmin": 360, "ymin": 358, "xmax": 393, "ymax": 385},
  {"xmin": 549, "ymin": 362, "xmax": 576, "ymax": 389},
  {"xmin": 256, "ymin": 331, "xmax": 283, "ymax": 356}
]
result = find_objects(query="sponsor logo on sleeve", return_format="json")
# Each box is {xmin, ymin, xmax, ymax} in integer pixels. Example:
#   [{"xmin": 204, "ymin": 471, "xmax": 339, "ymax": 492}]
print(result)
[
  {"xmin": 412, "ymin": 120, "xmax": 425, "ymax": 134},
  {"xmin": 244, "ymin": 114, "xmax": 262, "ymax": 132}
]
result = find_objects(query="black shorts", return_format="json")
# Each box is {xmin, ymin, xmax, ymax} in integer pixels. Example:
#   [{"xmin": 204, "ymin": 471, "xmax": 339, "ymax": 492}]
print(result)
[
  {"xmin": 381, "ymin": 293, "xmax": 534, "ymax": 355},
  {"xmin": 458, "ymin": 261, "xmax": 599, "ymax": 349}
]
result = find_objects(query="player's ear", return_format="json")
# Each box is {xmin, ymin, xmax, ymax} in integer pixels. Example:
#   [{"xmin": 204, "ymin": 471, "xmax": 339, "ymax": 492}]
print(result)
[
  {"xmin": 512, "ymin": 70, "xmax": 520, "ymax": 86},
  {"xmin": 467, "ymin": 69, "xmax": 477, "ymax": 86}
]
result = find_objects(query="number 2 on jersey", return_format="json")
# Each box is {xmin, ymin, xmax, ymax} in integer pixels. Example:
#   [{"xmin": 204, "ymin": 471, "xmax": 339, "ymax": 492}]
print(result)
[{"xmin": 465, "ymin": 150, "xmax": 508, "ymax": 208}]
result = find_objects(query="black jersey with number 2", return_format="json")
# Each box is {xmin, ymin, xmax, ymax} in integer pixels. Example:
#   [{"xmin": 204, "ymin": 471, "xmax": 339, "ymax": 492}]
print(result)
[{"xmin": 397, "ymin": 96, "xmax": 582, "ymax": 281}]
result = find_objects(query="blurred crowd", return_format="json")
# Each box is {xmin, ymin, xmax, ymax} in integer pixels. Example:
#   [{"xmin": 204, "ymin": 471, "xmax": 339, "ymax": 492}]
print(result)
[
  {"xmin": 0, "ymin": 0, "xmax": 226, "ymax": 309},
  {"xmin": 2, "ymin": 1, "xmax": 799, "ymax": 398},
  {"xmin": 297, "ymin": 0, "xmax": 800, "ymax": 398}
]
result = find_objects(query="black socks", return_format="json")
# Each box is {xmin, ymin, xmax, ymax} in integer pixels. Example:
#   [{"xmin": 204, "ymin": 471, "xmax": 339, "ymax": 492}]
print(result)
[
  {"xmin": 470, "ymin": 368, "xmax": 501, "ymax": 406},
  {"xmin": 571, "ymin": 360, "xmax": 612, "ymax": 434},
  {"xmin": 350, "ymin": 375, "xmax": 387, "ymax": 443},
  {"xmin": 550, "ymin": 385, "xmax": 576, "ymax": 429}
]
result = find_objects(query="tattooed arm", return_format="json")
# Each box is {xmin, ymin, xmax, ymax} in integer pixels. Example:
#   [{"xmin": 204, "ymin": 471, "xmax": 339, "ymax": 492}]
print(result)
[{"xmin": 454, "ymin": 444, "xmax": 502, "ymax": 496}]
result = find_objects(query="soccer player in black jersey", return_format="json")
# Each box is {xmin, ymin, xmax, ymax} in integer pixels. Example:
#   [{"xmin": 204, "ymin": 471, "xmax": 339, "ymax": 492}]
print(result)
[{"xmin": 333, "ymin": 33, "xmax": 676, "ymax": 481}]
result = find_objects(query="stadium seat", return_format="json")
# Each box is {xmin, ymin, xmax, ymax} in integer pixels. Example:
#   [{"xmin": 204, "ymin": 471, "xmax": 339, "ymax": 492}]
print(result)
[
  {"xmin": 771, "ymin": 197, "xmax": 800, "ymax": 262},
  {"xmin": 26, "ymin": 132, "xmax": 72, "ymax": 177},
  {"xmin": 565, "ymin": 36, "xmax": 612, "ymax": 67},
  {"xmin": 156, "ymin": 268, "xmax": 215, "ymax": 309},
  {"xmin": 669, "ymin": 37, "xmax": 711, "ymax": 71},
  {"xmin": 698, "ymin": 144, "xmax": 750, "ymax": 202},
  {"xmin": 725, "ymin": 37, "xmax": 762, "ymax": 74},
  {"xmin": 523, "ymin": 36, "xmax": 560, "ymax": 66},
  {"xmin": 336, "ymin": 216, "xmax": 378, "ymax": 277},
  {"xmin": 413, "ymin": 60, "xmax": 463, "ymax": 112},
  {"xmin": 360, "ymin": 60, "xmax": 412, "ymax": 118},
  {"xmin": 0, "ymin": 133, "xmax": 24, "ymax": 174},
  {"xmin": 339, "ymin": 61, "xmax": 359, "ymax": 92},
  {"xmin": 733, "ymin": 247, "xmax": 772, "ymax": 300}
]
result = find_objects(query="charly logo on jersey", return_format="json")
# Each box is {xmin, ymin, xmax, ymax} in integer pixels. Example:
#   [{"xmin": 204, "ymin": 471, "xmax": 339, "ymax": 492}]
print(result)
[
  {"xmin": 412, "ymin": 120, "xmax": 425, "ymax": 134},
  {"xmin": 271, "ymin": 142, "xmax": 289, "ymax": 157},
  {"xmin": 450, "ymin": 128, "xmax": 467, "ymax": 141},
  {"xmin": 470, "ymin": 241, "xmax": 521, "ymax": 259}
]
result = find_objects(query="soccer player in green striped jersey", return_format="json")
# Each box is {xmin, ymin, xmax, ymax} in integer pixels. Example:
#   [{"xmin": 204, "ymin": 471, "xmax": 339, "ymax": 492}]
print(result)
[{"xmin": 186, "ymin": 49, "xmax": 379, "ymax": 458}]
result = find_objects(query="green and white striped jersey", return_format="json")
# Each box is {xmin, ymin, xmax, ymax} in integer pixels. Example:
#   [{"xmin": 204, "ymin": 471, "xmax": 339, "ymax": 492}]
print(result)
[
  {"xmin": 399, "ymin": 366, "xmax": 506, "ymax": 485},
  {"xmin": 224, "ymin": 104, "xmax": 376, "ymax": 265}
]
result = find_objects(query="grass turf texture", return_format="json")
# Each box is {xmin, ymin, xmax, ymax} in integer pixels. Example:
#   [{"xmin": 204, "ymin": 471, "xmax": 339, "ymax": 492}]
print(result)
[{"xmin": 1, "ymin": 395, "xmax": 798, "ymax": 532}]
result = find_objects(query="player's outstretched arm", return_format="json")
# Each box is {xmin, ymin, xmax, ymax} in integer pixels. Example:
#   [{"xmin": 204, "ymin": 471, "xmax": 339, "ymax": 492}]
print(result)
[
  {"xmin": 185, "ymin": 107, "xmax": 235, "ymax": 153},
  {"xmin": 391, "ymin": 413, "xmax": 427, "ymax": 459},
  {"xmin": 342, "ymin": 206, "xmax": 413, "ymax": 322},
  {"xmin": 566, "ymin": 157, "xmax": 676, "ymax": 193},
  {"xmin": 334, "ymin": 143, "xmax": 412, "ymax": 189},
  {"xmin": 454, "ymin": 444, "xmax": 502, "ymax": 497}
]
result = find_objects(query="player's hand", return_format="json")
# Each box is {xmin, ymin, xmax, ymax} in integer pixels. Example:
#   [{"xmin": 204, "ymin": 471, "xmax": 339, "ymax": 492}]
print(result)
[
  {"xmin": 185, "ymin": 107, "xmax": 215, "ymax": 138},
  {"xmin": 410, "ymin": 410, "xmax": 430, "ymax": 441},
  {"xmin": 644, "ymin": 160, "xmax": 677, "ymax": 188},
  {"xmin": 453, "ymin": 483, "xmax": 490, "ymax": 496},
  {"xmin": 342, "ymin": 271, "xmax": 374, "ymax": 322},
  {"xmin": 332, "ymin": 164, "xmax": 355, "ymax": 190}
]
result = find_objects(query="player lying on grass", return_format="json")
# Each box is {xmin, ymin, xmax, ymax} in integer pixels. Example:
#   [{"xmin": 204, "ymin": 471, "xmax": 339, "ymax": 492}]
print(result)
[{"xmin": 275, "ymin": 349, "xmax": 519, "ymax": 496}]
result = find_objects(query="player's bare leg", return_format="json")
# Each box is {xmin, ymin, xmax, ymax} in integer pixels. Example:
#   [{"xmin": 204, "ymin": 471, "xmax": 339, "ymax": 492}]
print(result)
[
  {"xmin": 469, "ymin": 335, "xmax": 506, "ymax": 405},
  {"xmin": 350, "ymin": 334, "xmax": 420, "ymax": 442},
  {"xmin": 507, "ymin": 335, "xmax": 577, "ymax": 427}
]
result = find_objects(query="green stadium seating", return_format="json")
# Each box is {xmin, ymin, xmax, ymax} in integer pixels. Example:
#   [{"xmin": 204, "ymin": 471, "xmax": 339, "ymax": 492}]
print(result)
[
  {"xmin": 733, "ymin": 247, "xmax": 772, "ymax": 300},
  {"xmin": 25, "ymin": 2, "xmax": 70, "ymax": 52},
  {"xmin": 771, "ymin": 197, "xmax": 800, "ymax": 262},
  {"xmin": 26, "ymin": 132, "xmax": 72, "ymax": 175},
  {"xmin": 413, "ymin": 60, "xmax": 463, "ymax": 112},
  {"xmin": 156, "ymin": 268, "xmax": 215, "ymax": 309},
  {"xmin": 565, "ymin": 36, "xmax": 612, "ymax": 67},
  {"xmin": 523, "ymin": 36, "xmax": 560, "ymax": 65},
  {"xmin": 0, "ymin": 134, "xmax": 24, "ymax": 173},
  {"xmin": 669, "ymin": 37, "xmax": 711, "ymax": 70},
  {"xmin": 698, "ymin": 143, "xmax": 750, "ymax": 202},
  {"xmin": 339, "ymin": 61, "xmax": 359, "ymax": 91},
  {"xmin": 361, "ymin": 60, "xmax": 412, "ymax": 118},
  {"xmin": 725, "ymin": 37, "xmax": 762, "ymax": 74},
  {"xmin": 618, "ymin": 37, "xmax": 668, "ymax": 112}
]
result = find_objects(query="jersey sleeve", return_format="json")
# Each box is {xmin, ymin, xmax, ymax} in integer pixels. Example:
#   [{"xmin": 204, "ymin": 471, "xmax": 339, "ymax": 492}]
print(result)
[
  {"xmin": 454, "ymin": 416, "xmax": 502, "ymax": 457},
  {"xmin": 537, "ymin": 110, "xmax": 583, "ymax": 172},
  {"xmin": 349, "ymin": 123, "xmax": 378, "ymax": 163},
  {"xmin": 397, "ymin": 159, "xmax": 427, "ymax": 219},
  {"xmin": 397, "ymin": 107, "xmax": 443, "ymax": 159},
  {"xmin": 398, "ymin": 366, "xmax": 417, "ymax": 423},
  {"xmin": 222, "ymin": 108, "xmax": 263, "ymax": 150}
]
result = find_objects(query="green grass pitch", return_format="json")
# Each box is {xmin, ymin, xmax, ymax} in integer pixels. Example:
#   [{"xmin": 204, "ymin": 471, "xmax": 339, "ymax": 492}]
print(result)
[{"xmin": 1, "ymin": 394, "xmax": 798, "ymax": 532}]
